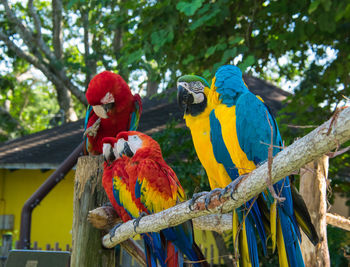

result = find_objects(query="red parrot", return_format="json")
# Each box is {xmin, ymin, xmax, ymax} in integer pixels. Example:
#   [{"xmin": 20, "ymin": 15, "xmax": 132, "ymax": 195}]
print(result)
[
  {"xmin": 115, "ymin": 131, "xmax": 208, "ymax": 267},
  {"xmin": 84, "ymin": 71, "xmax": 142, "ymax": 155},
  {"xmin": 102, "ymin": 137, "xmax": 169, "ymax": 267}
]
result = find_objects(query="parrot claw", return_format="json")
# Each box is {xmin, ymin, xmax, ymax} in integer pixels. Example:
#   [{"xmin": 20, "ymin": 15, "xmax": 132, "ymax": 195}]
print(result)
[
  {"xmin": 133, "ymin": 212, "xmax": 148, "ymax": 232},
  {"xmin": 109, "ymin": 223, "xmax": 122, "ymax": 242},
  {"xmin": 222, "ymin": 176, "xmax": 245, "ymax": 200},
  {"xmin": 83, "ymin": 118, "xmax": 101, "ymax": 137},
  {"xmin": 189, "ymin": 192, "xmax": 209, "ymax": 211},
  {"xmin": 204, "ymin": 188, "xmax": 223, "ymax": 210}
]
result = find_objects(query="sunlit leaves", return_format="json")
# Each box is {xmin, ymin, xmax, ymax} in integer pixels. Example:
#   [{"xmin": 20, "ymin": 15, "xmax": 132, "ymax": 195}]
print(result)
[{"xmin": 176, "ymin": 0, "xmax": 205, "ymax": 16}]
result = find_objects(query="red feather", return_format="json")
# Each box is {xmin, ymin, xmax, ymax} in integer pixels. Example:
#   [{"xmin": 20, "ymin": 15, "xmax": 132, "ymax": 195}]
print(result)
[{"xmin": 85, "ymin": 72, "xmax": 142, "ymax": 154}]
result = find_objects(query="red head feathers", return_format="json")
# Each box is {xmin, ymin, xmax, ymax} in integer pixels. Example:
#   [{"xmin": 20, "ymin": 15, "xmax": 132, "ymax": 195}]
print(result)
[{"xmin": 84, "ymin": 71, "xmax": 142, "ymax": 155}]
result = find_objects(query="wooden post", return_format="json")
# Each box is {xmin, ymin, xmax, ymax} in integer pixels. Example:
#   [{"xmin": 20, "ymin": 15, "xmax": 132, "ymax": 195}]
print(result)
[
  {"xmin": 71, "ymin": 155, "xmax": 115, "ymax": 267},
  {"xmin": 300, "ymin": 155, "xmax": 330, "ymax": 267}
]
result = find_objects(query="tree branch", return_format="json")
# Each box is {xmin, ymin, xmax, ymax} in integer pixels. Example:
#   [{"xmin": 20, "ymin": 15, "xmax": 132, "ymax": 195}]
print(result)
[
  {"xmin": 1, "ymin": 0, "xmax": 87, "ymax": 105},
  {"xmin": 27, "ymin": 0, "xmax": 42, "ymax": 41},
  {"xmin": 102, "ymin": 107, "xmax": 350, "ymax": 248},
  {"xmin": 326, "ymin": 213, "xmax": 350, "ymax": 231},
  {"xmin": 52, "ymin": 0, "xmax": 63, "ymax": 59}
]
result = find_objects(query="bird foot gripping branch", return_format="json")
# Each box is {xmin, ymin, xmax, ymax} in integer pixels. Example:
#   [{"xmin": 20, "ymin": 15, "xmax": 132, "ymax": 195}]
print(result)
[
  {"xmin": 189, "ymin": 176, "xmax": 248, "ymax": 212},
  {"xmin": 84, "ymin": 117, "xmax": 101, "ymax": 137}
]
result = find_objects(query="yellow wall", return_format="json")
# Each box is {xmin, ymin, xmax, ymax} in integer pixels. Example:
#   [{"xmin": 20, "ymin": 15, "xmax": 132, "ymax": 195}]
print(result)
[
  {"xmin": 0, "ymin": 168, "xmax": 75, "ymax": 249},
  {"xmin": 0, "ymin": 168, "xmax": 224, "ymax": 263}
]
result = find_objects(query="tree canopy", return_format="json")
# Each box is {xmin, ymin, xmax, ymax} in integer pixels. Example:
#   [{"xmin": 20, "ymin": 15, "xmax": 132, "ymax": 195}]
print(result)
[{"xmin": 1, "ymin": 0, "xmax": 349, "ymax": 138}]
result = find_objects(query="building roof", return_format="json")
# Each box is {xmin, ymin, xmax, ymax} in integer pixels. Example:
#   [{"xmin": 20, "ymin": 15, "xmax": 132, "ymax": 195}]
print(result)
[{"xmin": 0, "ymin": 76, "xmax": 289, "ymax": 169}]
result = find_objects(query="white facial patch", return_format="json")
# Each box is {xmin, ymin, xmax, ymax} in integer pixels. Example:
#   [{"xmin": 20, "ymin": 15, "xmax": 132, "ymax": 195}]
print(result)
[
  {"xmin": 101, "ymin": 92, "xmax": 115, "ymax": 104},
  {"xmin": 177, "ymin": 81, "xmax": 205, "ymax": 104},
  {"xmin": 115, "ymin": 139, "xmax": 126, "ymax": 157},
  {"xmin": 93, "ymin": 105, "xmax": 108, "ymax": 119},
  {"xmin": 103, "ymin": 143, "xmax": 112, "ymax": 160},
  {"xmin": 127, "ymin": 135, "xmax": 143, "ymax": 154}
]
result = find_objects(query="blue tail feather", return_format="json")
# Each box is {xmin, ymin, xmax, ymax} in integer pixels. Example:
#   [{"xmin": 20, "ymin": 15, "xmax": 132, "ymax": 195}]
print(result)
[{"xmin": 278, "ymin": 207, "xmax": 305, "ymax": 267}]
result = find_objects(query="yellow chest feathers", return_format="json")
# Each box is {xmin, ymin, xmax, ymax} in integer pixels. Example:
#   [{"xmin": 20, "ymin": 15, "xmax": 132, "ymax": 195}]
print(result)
[{"xmin": 184, "ymin": 104, "xmax": 256, "ymax": 189}]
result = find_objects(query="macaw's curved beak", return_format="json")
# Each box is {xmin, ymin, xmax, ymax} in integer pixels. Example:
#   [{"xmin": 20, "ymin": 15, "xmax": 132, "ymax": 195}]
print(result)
[
  {"xmin": 177, "ymin": 85, "xmax": 194, "ymax": 112},
  {"xmin": 92, "ymin": 103, "xmax": 114, "ymax": 119},
  {"xmin": 123, "ymin": 142, "xmax": 134, "ymax": 157}
]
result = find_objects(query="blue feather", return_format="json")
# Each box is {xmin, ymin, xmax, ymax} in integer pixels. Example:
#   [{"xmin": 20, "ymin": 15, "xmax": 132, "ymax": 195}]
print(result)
[
  {"xmin": 162, "ymin": 221, "xmax": 201, "ymax": 267},
  {"xmin": 135, "ymin": 179, "xmax": 142, "ymax": 199},
  {"xmin": 213, "ymin": 64, "xmax": 305, "ymax": 266},
  {"xmin": 209, "ymin": 110, "xmax": 240, "ymax": 180},
  {"xmin": 215, "ymin": 65, "xmax": 248, "ymax": 107},
  {"xmin": 209, "ymin": 109, "xmax": 267, "ymax": 264}
]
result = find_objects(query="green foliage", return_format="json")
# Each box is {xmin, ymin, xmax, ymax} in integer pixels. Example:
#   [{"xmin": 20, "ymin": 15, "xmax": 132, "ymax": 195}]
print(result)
[{"xmin": 327, "ymin": 225, "xmax": 350, "ymax": 266}]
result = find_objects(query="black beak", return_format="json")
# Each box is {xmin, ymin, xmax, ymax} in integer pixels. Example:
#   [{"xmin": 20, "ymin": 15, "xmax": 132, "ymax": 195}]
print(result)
[
  {"xmin": 123, "ymin": 142, "xmax": 134, "ymax": 157},
  {"xmin": 177, "ymin": 85, "xmax": 194, "ymax": 111}
]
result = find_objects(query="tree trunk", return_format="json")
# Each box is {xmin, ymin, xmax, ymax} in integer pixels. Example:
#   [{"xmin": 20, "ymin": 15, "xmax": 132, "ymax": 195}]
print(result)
[
  {"xmin": 146, "ymin": 80, "xmax": 158, "ymax": 97},
  {"xmin": 71, "ymin": 155, "xmax": 115, "ymax": 267},
  {"xmin": 299, "ymin": 156, "xmax": 330, "ymax": 267}
]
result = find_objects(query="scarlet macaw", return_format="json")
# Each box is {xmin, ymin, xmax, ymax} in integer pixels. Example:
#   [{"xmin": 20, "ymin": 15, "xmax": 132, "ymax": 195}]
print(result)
[
  {"xmin": 102, "ymin": 137, "xmax": 166, "ymax": 267},
  {"xmin": 115, "ymin": 131, "xmax": 208, "ymax": 267},
  {"xmin": 84, "ymin": 71, "xmax": 142, "ymax": 155},
  {"xmin": 177, "ymin": 65, "xmax": 318, "ymax": 267}
]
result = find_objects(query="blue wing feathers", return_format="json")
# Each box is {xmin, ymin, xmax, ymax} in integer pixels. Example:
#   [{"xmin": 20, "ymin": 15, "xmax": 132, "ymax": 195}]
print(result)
[
  {"xmin": 209, "ymin": 110, "xmax": 240, "ymax": 180},
  {"xmin": 213, "ymin": 65, "xmax": 305, "ymax": 266},
  {"xmin": 215, "ymin": 65, "xmax": 249, "ymax": 107},
  {"xmin": 135, "ymin": 179, "xmax": 142, "ymax": 199}
]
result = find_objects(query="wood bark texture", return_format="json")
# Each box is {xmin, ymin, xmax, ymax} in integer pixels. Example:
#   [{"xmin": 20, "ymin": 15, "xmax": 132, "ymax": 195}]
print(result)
[
  {"xmin": 71, "ymin": 155, "xmax": 115, "ymax": 267},
  {"xmin": 300, "ymin": 156, "xmax": 330, "ymax": 267},
  {"xmin": 102, "ymin": 107, "xmax": 350, "ymax": 248},
  {"xmin": 72, "ymin": 156, "xmax": 147, "ymax": 267},
  {"xmin": 87, "ymin": 205, "xmax": 147, "ymax": 266},
  {"xmin": 326, "ymin": 213, "xmax": 350, "ymax": 231}
]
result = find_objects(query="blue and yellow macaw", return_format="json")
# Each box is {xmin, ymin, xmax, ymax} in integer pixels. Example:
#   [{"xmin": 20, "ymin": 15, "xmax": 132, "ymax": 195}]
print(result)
[{"xmin": 177, "ymin": 65, "xmax": 318, "ymax": 267}]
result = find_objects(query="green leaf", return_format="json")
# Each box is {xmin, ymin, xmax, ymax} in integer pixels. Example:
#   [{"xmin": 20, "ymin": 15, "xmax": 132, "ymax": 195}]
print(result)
[
  {"xmin": 228, "ymin": 36, "xmax": 244, "ymax": 45},
  {"xmin": 205, "ymin": 46, "xmax": 217, "ymax": 58},
  {"xmin": 202, "ymin": 69, "xmax": 211, "ymax": 80},
  {"xmin": 151, "ymin": 29, "xmax": 174, "ymax": 52},
  {"xmin": 238, "ymin": 55, "xmax": 255, "ymax": 72},
  {"xmin": 182, "ymin": 55, "xmax": 195, "ymax": 65},
  {"xmin": 176, "ymin": 0, "xmax": 205, "ymax": 16},
  {"xmin": 189, "ymin": 8, "xmax": 220, "ymax": 30},
  {"xmin": 308, "ymin": 0, "xmax": 321, "ymax": 14},
  {"xmin": 321, "ymin": 0, "xmax": 332, "ymax": 12},
  {"xmin": 124, "ymin": 49, "xmax": 143, "ymax": 65},
  {"xmin": 221, "ymin": 48, "xmax": 237, "ymax": 63}
]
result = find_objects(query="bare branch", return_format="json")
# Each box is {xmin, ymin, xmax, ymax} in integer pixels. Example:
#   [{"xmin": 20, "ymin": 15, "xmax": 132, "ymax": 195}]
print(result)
[
  {"xmin": 287, "ymin": 124, "xmax": 318, "ymax": 129},
  {"xmin": 327, "ymin": 146, "xmax": 350, "ymax": 158},
  {"xmin": 192, "ymin": 214, "xmax": 232, "ymax": 234},
  {"xmin": 102, "ymin": 107, "xmax": 350, "ymax": 248},
  {"xmin": 52, "ymin": 0, "xmax": 63, "ymax": 59},
  {"xmin": 27, "ymin": 0, "xmax": 42, "ymax": 40},
  {"xmin": 326, "ymin": 213, "xmax": 350, "ymax": 231},
  {"xmin": 81, "ymin": 7, "xmax": 94, "ymax": 88}
]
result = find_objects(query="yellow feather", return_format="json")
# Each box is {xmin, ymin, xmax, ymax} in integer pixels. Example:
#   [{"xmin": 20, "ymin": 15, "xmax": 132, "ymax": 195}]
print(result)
[
  {"xmin": 214, "ymin": 106, "xmax": 256, "ymax": 176},
  {"xmin": 240, "ymin": 221, "xmax": 252, "ymax": 267},
  {"xmin": 232, "ymin": 210, "xmax": 240, "ymax": 267},
  {"xmin": 270, "ymin": 199, "xmax": 277, "ymax": 253},
  {"xmin": 113, "ymin": 177, "xmax": 139, "ymax": 218},
  {"xmin": 277, "ymin": 217, "xmax": 289, "ymax": 267}
]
